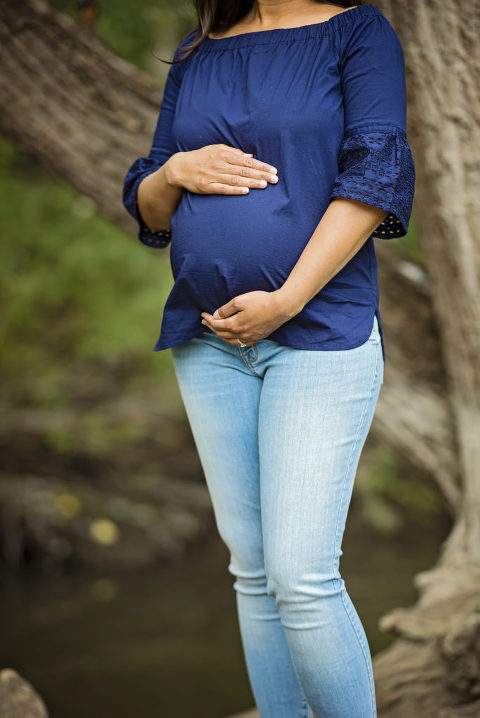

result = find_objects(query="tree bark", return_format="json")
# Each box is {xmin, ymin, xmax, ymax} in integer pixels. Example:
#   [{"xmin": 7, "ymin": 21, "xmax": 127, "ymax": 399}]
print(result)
[
  {"xmin": 382, "ymin": 0, "xmax": 480, "ymax": 565},
  {"xmin": 1, "ymin": 0, "xmax": 479, "ymax": 714},
  {"xmin": 371, "ymin": 1, "xmax": 480, "ymax": 715},
  {"xmin": 0, "ymin": 0, "xmax": 165, "ymax": 233}
]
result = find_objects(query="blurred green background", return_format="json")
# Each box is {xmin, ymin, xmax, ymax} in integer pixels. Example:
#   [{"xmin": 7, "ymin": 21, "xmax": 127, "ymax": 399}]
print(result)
[
  {"xmin": 0, "ymin": 2, "xmax": 446, "ymax": 718},
  {"xmin": 1, "ymin": 0, "xmax": 198, "ymax": 409}
]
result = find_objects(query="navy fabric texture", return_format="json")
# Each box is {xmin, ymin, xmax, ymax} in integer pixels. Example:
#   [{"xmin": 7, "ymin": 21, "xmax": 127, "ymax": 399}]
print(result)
[{"xmin": 122, "ymin": 4, "xmax": 415, "ymax": 361}]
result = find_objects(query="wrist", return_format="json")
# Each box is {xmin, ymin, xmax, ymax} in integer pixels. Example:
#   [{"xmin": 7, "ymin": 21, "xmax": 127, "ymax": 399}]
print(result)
[
  {"xmin": 273, "ymin": 285, "xmax": 306, "ymax": 321},
  {"xmin": 164, "ymin": 152, "xmax": 186, "ymax": 188}
]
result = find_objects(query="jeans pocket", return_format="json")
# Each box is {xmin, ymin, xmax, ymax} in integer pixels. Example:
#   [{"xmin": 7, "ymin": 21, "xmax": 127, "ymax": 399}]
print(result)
[{"xmin": 367, "ymin": 313, "xmax": 381, "ymax": 345}]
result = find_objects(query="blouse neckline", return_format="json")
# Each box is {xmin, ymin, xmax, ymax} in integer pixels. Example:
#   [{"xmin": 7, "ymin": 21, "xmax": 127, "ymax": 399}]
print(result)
[{"xmin": 204, "ymin": 4, "xmax": 381, "ymax": 48}]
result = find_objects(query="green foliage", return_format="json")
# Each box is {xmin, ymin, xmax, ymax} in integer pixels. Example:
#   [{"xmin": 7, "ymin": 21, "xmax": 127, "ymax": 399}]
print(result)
[
  {"xmin": 0, "ymin": 136, "xmax": 174, "ymax": 406},
  {"xmin": 399, "ymin": 213, "xmax": 422, "ymax": 265},
  {"xmin": 358, "ymin": 443, "xmax": 444, "ymax": 535},
  {"xmin": 0, "ymin": 1, "xmax": 198, "ymax": 423},
  {"xmin": 49, "ymin": 0, "xmax": 197, "ymax": 73},
  {"xmin": 0, "ymin": 1, "xmax": 203, "ymax": 410}
]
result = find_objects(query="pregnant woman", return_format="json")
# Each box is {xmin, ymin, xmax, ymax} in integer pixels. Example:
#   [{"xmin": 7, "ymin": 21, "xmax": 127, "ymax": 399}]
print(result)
[{"xmin": 122, "ymin": 1, "xmax": 415, "ymax": 716}]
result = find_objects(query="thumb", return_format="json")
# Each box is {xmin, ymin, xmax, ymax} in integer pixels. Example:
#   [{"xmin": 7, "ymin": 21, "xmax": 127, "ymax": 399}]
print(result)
[{"xmin": 213, "ymin": 299, "xmax": 237, "ymax": 319}]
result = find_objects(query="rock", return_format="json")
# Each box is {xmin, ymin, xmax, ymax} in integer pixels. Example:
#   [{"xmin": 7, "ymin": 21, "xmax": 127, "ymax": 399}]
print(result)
[{"xmin": 0, "ymin": 668, "xmax": 48, "ymax": 717}]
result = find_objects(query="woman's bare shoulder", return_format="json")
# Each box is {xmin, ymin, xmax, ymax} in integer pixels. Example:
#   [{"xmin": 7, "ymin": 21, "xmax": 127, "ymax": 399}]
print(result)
[{"xmin": 208, "ymin": 5, "xmax": 362, "ymax": 40}]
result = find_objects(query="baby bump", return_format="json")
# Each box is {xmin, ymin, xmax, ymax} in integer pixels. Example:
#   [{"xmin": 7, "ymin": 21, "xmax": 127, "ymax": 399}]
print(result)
[{"xmin": 169, "ymin": 189, "xmax": 319, "ymax": 299}]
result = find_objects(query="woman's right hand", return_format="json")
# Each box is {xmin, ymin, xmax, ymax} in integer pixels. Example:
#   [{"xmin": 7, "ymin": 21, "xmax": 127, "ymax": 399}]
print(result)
[{"xmin": 165, "ymin": 144, "xmax": 279, "ymax": 195}]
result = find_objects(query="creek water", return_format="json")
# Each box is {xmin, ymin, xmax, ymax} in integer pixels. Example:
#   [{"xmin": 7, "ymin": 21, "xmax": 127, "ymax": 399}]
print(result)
[{"xmin": 0, "ymin": 505, "xmax": 451, "ymax": 718}]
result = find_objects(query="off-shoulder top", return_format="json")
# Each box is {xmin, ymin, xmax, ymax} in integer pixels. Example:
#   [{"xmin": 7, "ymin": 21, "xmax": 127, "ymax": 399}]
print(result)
[{"xmin": 122, "ymin": 4, "xmax": 415, "ymax": 364}]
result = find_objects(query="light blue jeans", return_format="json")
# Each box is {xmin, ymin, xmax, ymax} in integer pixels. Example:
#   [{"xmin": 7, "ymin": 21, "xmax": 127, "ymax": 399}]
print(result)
[{"xmin": 171, "ymin": 314, "xmax": 383, "ymax": 718}]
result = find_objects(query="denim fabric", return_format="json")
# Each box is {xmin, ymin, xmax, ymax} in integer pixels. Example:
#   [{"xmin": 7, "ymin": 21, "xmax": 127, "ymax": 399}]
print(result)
[{"xmin": 170, "ymin": 314, "xmax": 383, "ymax": 717}]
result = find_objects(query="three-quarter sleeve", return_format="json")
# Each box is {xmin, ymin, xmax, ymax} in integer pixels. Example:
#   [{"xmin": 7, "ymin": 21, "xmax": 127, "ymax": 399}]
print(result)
[
  {"xmin": 329, "ymin": 13, "xmax": 415, "ymax": 239},
  {"xmin": 122, "ymin": 30, "xmax": 196, "ymax": 248}
]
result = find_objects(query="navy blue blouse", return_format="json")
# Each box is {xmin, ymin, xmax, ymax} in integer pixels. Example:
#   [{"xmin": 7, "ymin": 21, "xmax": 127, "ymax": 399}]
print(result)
[{"xmin": 122, "ymin": 4, "xmax": 415, "ymax": 363}]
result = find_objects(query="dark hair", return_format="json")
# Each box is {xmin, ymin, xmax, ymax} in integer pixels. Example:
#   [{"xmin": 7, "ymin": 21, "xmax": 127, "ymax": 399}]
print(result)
[{"xmin": 158, "ymin": 1, "xmax": 364, "ymax": 65}]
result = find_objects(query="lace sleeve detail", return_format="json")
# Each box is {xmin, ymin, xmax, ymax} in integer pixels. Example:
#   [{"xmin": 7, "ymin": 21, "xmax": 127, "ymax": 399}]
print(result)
[{"xmin": 329, "ymin": 127, "xmax": 415, "ymax": 239}]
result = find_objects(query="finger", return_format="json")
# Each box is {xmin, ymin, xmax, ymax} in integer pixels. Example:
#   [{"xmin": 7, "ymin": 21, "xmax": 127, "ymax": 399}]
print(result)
[
  {"xmin": 202, "ymin": 319, "xmax": 242, "ymax": 339},
  {"xmin": 208, "ymin": 302, "xmax": 244, "ymax": 328},
  {"xmin": 203, "ymin": 323, "xmax": 254, "ymax": 347},
  {"xmin": 210, "ymin": 300, "xmax": 240, "ymax": 320},
  {"xmin": 218, "ymin": 158, "xmax": 278, "ymax": 184},
  {"xmin": 216, "ymin": 172, "xmax": 277, "ymax": 189},
  {"xmin": 226, "ymin": 338, "xmax": 254, "ymax": 347},
  {"xmin": 204, "ymin": 182, "xmax": 251, "ymax": 195},
  {"xmin": 225, "ymin": 151, "xmax": 278, "ymax": 176},
  {"xmin": 218, "ymin": 332, "xmax": 255, "ymax": 348},
  {"xmin": 202, "ymin": 320, "xmax": 237, "ymax": 337}
]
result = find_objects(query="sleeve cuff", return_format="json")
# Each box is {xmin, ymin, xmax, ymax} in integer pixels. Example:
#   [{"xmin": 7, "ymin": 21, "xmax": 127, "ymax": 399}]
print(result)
[
  {"xmin": 134, "ymin": 194, "xmax": 172, "ymax": 249},
  {"xmin": 329, "ymin": 126, "xmax": 415, "ymax": 239},
  {"xmin": 123, "ymin": 159, "xmax": 172, "ymax": 249}
]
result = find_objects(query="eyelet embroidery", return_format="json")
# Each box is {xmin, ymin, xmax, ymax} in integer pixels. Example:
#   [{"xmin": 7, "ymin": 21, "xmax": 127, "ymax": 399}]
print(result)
[
  {"xmin": 126, "ymin": 131, "xmax": 415, "ymax": 246},
  {"xmin": 329, "ymin": 130, "xmax": 415, "ymax": 239},
  {"xmin": 123, "ymin": 159, "xmax": 174, "ymax": 249},
  {"xmin": 135, "ymin": 196, "xmax": 172, "ymax": 248}
]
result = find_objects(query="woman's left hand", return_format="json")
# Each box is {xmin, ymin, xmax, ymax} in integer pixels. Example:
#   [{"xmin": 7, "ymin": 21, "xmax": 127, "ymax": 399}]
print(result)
[{"xmin": 200, "ymin": 289, "xmax": 299, "ymax": 346}]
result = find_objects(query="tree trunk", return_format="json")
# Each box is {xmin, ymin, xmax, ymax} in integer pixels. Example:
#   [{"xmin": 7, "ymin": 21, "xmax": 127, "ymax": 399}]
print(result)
[
  {"xmin": 0, "ymin": 0, "xmax": 165, "ymax": 233},
  {"xmin": 371, "ymin": 1, "xmax": 480, "ymax": 715},
  {"xmin": 1, "ymin": 0, "xmax": 479, "ymax": 714}
]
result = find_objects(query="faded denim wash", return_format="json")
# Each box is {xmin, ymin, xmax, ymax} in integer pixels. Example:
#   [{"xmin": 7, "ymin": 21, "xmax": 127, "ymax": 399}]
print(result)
[{"xmin": 170, "ymin": 313, "xmax": 383, "ymax": 717}]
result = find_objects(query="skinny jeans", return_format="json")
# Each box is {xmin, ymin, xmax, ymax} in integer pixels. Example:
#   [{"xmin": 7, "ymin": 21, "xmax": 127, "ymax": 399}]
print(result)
[{"xmin": 170, "ymin": 313, "xmax": 383, "ymax": 717}]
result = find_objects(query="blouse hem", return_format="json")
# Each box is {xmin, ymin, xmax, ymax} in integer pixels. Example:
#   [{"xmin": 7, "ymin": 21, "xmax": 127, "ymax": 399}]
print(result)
[{"xmin": 155, "ymin": 327, "xmax": 380, "ymax": 355}]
